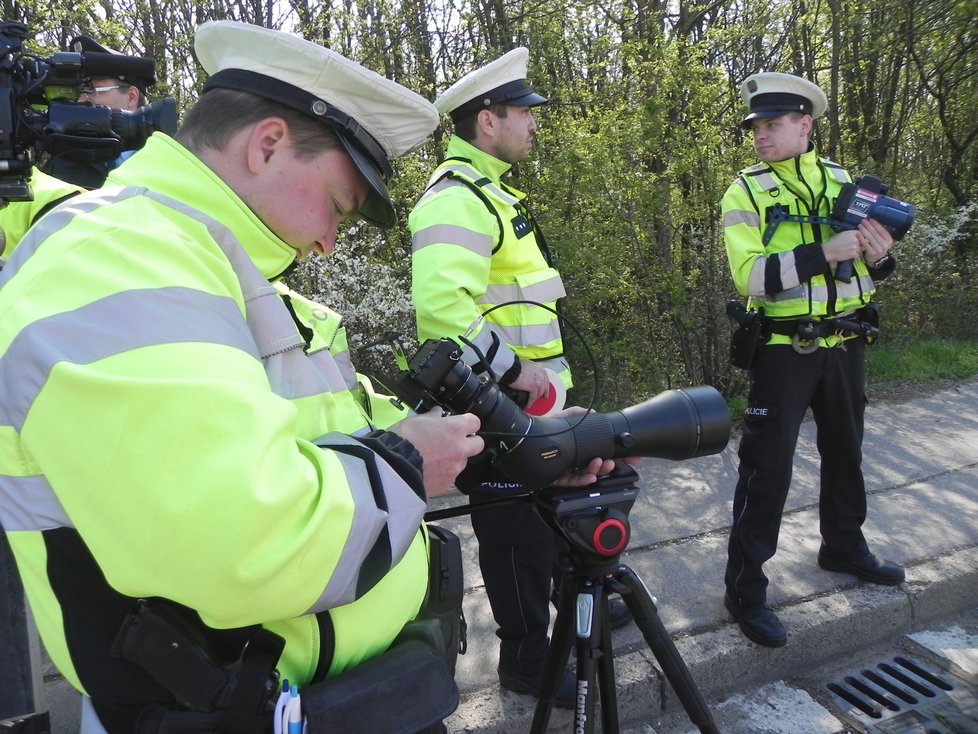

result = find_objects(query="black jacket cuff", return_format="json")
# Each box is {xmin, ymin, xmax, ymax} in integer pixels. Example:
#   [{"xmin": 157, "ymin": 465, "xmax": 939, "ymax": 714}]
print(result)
[{"xmin": 358, "ymin": 430, "xmax": 426, "ymax": 500}]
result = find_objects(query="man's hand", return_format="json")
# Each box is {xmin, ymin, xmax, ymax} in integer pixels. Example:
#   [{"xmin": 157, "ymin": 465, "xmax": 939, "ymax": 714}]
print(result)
[
  {"xmin": 507, "ymin": 359, "xmax": 551, "ymax": 406},
  {"xmin": 822, "ymin": 229, "xmax": 862, "ymax": 264},
  {"xmin": 546, "ymin": 406, "xmax": 642, "ymax": 488},
  {"xmin": 857, "ymin": 218, "xmax": 894, "ymax": 265},
  {"xmin": 390, "ymin": 411, "xmax": 483, "ymax": 498},
  {"xmin": 823, "ymin": 220, "xmax": 894, "ymax": 266}
]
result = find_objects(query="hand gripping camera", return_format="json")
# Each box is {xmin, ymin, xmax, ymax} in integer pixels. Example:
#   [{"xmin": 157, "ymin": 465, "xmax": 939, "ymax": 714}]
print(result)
[
  {"xmin": 396, "ymin": 338, "xmax": 731, "ymax": 487},
  {"xmin": 1, "ymin": 21, "xmax": 177, "ymax": 202}
]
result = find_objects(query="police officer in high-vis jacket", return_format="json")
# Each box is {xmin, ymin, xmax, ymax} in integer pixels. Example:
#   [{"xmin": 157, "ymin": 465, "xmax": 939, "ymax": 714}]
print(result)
[
  {"xmin": 0, "ymin": 21, "xmax": 488, "ymax": 733},
  {"xmin": 0, "ymin": 166, "xmax": 81, "ymax": 724},
  {"xmin": 409, "ymin": 48, "xmax": 630, "ymax": 702},
  {"xmin": 722, "ymin": 72, "xmax": 904, "ymax": 648}
]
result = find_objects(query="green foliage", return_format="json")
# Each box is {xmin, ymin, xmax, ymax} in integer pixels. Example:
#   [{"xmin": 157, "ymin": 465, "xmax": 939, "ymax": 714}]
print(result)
[
  {"xmin": 7, "ymin": 0, "xmax": 977, "ymax": 410},
  {"xmin": 873, "ymin": 201, "xmax": 978, "ymax": 340}
]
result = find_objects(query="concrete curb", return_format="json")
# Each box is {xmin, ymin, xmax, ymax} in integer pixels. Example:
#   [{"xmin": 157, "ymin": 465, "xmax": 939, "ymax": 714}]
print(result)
[{"xmin": 445, "ymin": 545, "xmax": 978, "ymax": 732}]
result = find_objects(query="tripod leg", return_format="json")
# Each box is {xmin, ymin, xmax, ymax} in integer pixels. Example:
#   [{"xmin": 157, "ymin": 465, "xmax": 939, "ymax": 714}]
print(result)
[
  {"xmin": 568, "ymin": 582, "xmax": 608, "ymax": 734},
  {"xmin": 616, "ymin": 565, "xmax": 719, "ymax": 734},
  {"xmin": 530, "ymin": 575, "xmax": 577, "ymax": 734},
  {"xmin": 595, "ymin": 588, "xmax": 620, "ymax": 733}
]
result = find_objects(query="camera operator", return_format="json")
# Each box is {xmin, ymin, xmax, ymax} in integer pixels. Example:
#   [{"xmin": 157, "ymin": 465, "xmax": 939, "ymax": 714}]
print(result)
[
  {"xmin": 722, "ymin": 72, "xmax": 903, "ymax": 648},
  {"xmin": 408, "ymin": 48, "xmax": 632, "ymax": 707},
  {"xmin": 41, "ymin": 35, "xmax": 154, "ymax": 188},
  {"xmin": 0, "ymin": 20, "xmax": 489, "ymax": 734}
]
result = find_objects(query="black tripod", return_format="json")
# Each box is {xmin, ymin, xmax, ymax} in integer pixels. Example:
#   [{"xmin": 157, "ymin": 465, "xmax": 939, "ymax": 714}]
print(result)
[
  {"xmin": 424, "ymin": 464, "xmax": 718, "ymax": 733},
  {"xmin": 528, "ymin": 465, "xmax": 719, "ymax": 734}
]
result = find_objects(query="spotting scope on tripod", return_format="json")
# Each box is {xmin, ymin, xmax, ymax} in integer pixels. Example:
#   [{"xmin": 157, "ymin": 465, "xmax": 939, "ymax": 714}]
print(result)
[
  {"xmin": 407, "ymin": 338, "xmax": 729, "ymax": 733},
  {"xmin": 397, "ymin": 338, "xmax": 730, "ymax": 486}
]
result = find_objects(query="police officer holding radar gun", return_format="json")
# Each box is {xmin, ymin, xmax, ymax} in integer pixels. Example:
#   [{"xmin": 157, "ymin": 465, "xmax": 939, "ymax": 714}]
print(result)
[
  {"xmin": 409, "ymin": 48, "xmax": 632, "ymax": 706},
  {"xmin": 722, "ymin": 72, "xmax": 908, "ymax": 647}
]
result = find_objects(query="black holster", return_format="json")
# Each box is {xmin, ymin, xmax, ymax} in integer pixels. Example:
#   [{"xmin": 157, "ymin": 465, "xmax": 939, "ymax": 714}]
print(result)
[
  {"xmin": 115, "ymin": 524, "xmax": 465, "ymax": 734},
  {"xmin": 727, "ymin": 300, "xmax": 769, "ymax": 369},
  {"xmin": 111, "ymin": 601, "xmax": 284, "ymax": 734},
  {"xmin": 423, "ymin": 523, "xmax": 466, "ymax": 673}
]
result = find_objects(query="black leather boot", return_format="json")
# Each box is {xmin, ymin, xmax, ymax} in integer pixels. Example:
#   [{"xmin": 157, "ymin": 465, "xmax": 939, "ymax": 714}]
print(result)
[
  {"xmin": 817, "ymin": 544, "xmax": 905, "ymax": 585},
  {"xmin": 724, "ymin": 593, "xmax": 787, "ymax": 647}
]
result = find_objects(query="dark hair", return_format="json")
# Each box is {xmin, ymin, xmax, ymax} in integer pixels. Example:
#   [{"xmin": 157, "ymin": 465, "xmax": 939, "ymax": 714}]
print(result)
[
  {"xmin": 453, "ymin": 103, "xmax": 509, "ymax": 141},
  {"xmin": 176, "ymin": 88, "xmax": 339, "ymax": 158}
]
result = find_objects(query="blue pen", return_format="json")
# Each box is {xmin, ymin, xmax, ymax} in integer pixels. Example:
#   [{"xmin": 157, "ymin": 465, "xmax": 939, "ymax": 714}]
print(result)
[
  {"xmin": 286, "ymin": 685, "xmax": 303, "ymax": 734},
  {"xmin": 273, "ymin": 679, "xmax": 290, "ymax": 734}
]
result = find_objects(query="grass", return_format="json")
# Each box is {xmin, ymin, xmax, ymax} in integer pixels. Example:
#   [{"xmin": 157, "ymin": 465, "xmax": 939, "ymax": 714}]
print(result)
[
  {"xmin": 726, "ymin": 338, "xmax": 978, "ymax": 422},
  {"xmin": 866, "ymin": 338, "xmax": 978, "ymax": 384}
]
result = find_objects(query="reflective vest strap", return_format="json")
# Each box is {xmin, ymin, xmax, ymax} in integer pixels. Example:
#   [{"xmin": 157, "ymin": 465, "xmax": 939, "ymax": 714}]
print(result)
[
  {"xmin": 822, "ymin": 160, "xmax": 850, "ymax": 184},
  {"xmin": 423, "ymin": 170, "xmax": 504, "ymax": 253},
  {"xmin": 741, "ymin": 165, "xmax": 780, "ymax": 193}
]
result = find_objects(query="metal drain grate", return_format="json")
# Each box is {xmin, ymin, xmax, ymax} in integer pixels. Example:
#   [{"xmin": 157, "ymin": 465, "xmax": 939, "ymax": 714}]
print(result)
[{"xmin": 825, "ymin": 655, "xmax": 978, "ymax": 733}]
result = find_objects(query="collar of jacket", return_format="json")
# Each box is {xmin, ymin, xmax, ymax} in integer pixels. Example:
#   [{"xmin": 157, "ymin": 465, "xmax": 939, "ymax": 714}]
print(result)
[
  {"xmin": 107, "ymin": 133, "xmax": 298, "ymax": 281},
  {"xmin": 446, "ymin": 135, "xmax": 516, "ymax": 188},
  {"xmin": 766, "ymin": 146, "xmax": 823, "ymax": 189}
]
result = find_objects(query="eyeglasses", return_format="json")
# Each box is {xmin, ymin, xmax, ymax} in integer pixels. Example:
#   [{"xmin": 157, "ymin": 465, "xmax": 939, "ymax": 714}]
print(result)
[{"xmin": 78, "ymin": 84, "xmax": 129, "ymax": 97}]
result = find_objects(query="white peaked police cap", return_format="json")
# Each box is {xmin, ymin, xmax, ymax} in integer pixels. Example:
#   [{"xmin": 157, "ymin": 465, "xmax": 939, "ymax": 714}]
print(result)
[
  {"xmin": 194, "ymin": 20, "xmax": 440, "ymax": 228},
  {"xmin": 739, "ymin": 71, "xmax": 827, "ymax": 129},
  {"xmin": 434, "ymin": 47, "xmax": 548, "ymax": 122}
]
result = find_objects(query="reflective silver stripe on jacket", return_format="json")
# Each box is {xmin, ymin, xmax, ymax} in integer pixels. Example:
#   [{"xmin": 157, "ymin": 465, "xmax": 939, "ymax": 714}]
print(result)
[
  {"xmin": 723, "ymin": 208, "xmax": 760, "ymax": 228},
  {"xmin": 428, "ymin": 163, "xmax": 520, "ymax": 207},
  {"xmin": 411, "ymin": 220, "xmax": 495, "ymax": 256},
  {"xmin": 305, "ymin": 433, "xmax": 425, "ymax": 612},
  {"xmin": 482, "ymin": 276, "xmax": 566, "ymax": 307}
]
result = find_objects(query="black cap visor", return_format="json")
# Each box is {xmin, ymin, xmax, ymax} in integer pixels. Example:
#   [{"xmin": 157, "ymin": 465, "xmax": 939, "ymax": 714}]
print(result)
[
  {"xmin": 506, "ymin": 91, "xmax": 548, "ymax": 108},
  {"xmin": 450, "ymin": 80, "xmax": 549, "ymax": 121},
  {"xmin": 335, "ymin": 132, "xmax": 396, "ymax": 228},
  {"xmin": 740, "ymin": 92, "xmax": 812, "ymax": 129}
]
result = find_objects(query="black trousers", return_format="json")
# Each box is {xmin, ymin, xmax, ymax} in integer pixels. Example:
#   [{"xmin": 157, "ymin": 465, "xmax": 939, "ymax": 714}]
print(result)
[
  {"xmin": 725, "ymin": 341, "xmax": 869, "ymax": 608},
  {"xmin": 0, "ymin": 523, "xmax": 34, "ymax": 720},
  {"xmin": 459, "ymin": 457, "xmax": 557, "ymax": 678}
]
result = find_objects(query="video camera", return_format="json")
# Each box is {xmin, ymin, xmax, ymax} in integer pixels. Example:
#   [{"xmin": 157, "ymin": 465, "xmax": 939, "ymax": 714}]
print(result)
[
  {"xmin": 396, "ymin": 338, "xmax": 731, "ymax": 487},
  {"xmin": 0, "ymin": 21, "xmax": 177, "ymax": 202}
]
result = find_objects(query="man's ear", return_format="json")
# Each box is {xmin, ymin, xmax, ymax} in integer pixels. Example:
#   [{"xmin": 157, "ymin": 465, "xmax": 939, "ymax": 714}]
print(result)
[
  {"xmin": 245, "ymin": 118, "xmax": 289, "ymax": 174},
  {"xmin": 800, "ymin": 114, "xmax": 813, "ymax": 138},
  {"xmin": 126, "ymin": 85, "xmax": 142, "ymax": 110},
  {"xmin": 476, "ymin": 108, "xmax": 496, "ymax": 140}
]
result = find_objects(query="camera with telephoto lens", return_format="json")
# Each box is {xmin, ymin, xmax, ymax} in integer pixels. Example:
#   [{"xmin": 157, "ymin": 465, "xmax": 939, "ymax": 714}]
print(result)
[
  {"xmin": 396, "ymin": 338, "xmax": 731, "ymax": 487},
  {"xmin": 0, "ymin": 21, "xmax": 177, "ymax": 203}
]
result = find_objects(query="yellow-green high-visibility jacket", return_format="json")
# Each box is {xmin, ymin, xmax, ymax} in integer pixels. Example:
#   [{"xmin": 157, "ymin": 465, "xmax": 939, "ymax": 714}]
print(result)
[
  {"xmin": 409, "ymin": 136, "xmax": 571, "ymax": 388},
  {"xmin": 0, "ymin": 168, "xmax": 82, "ymax": 259},
  {"xmin": 722, "ymin": 148, "xmax": 877, "ymax": 346},
  {"xmin": 0, "ymin": 133, "xmax": 427, "ymax": 724},
  {"xmin": 274, "ymin": 281, "xmax": 411, "ymax": 431}
]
